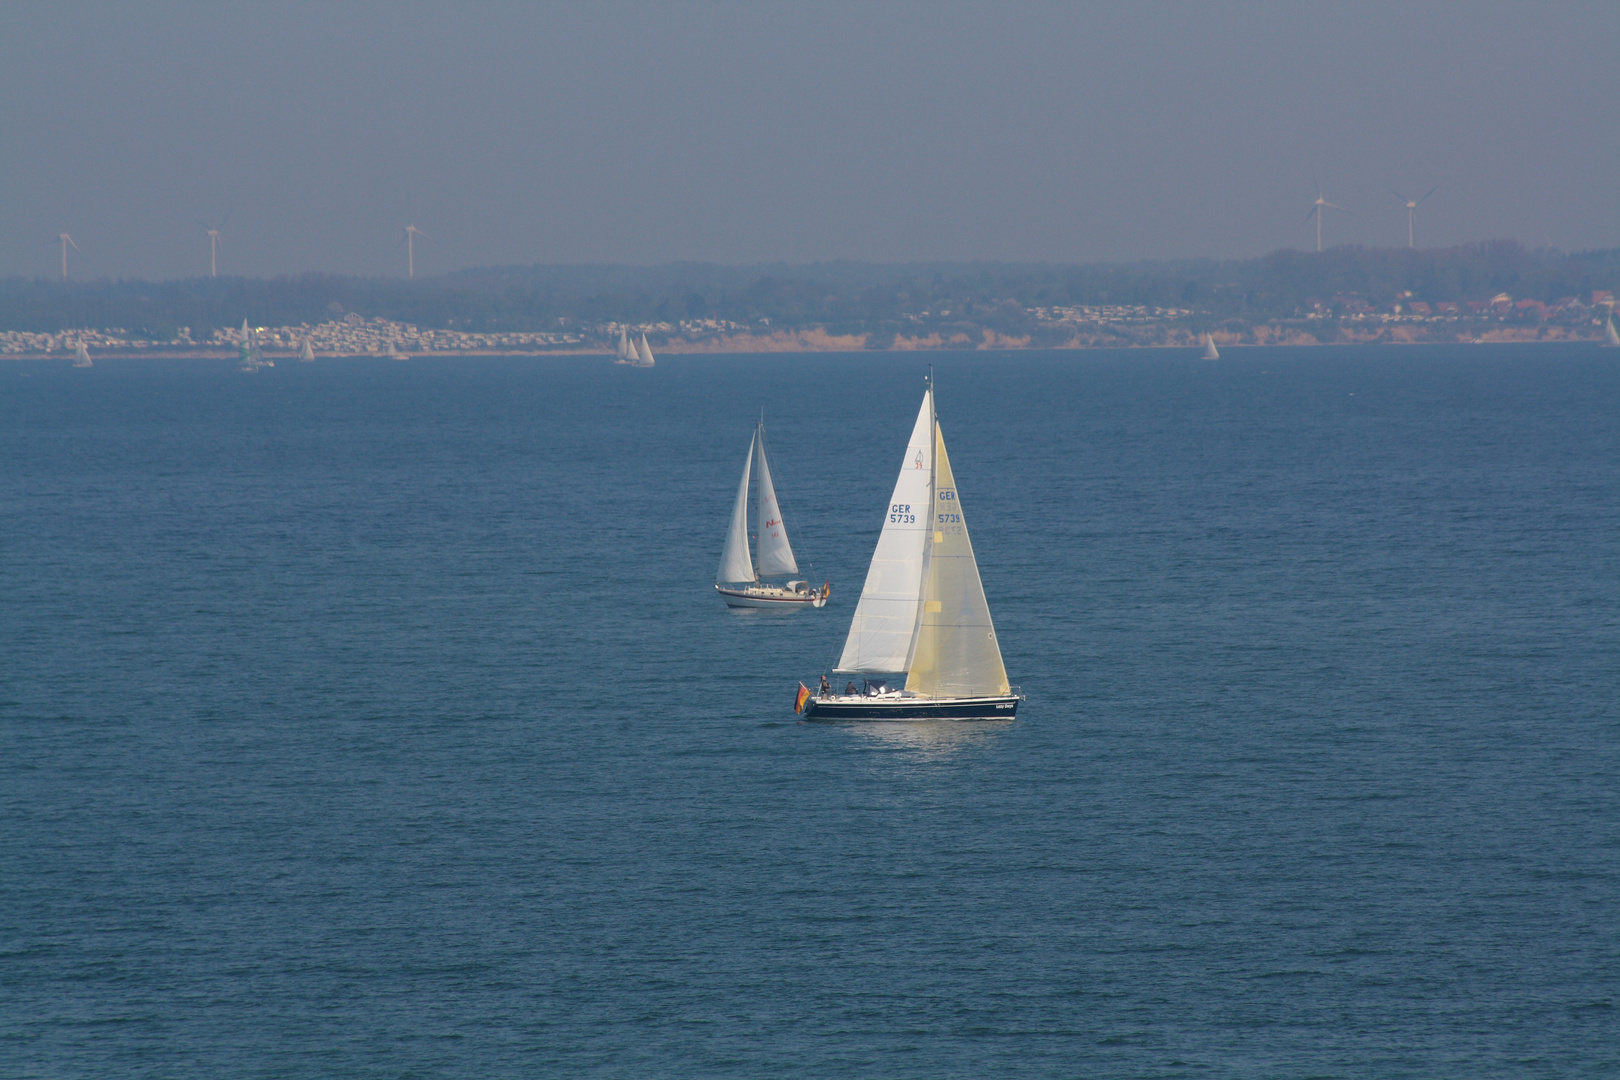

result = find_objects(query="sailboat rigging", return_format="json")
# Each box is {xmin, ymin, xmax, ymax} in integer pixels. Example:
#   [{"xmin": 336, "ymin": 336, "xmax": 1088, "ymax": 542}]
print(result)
[
  {"xmin": 797, "ymin": 374, "xmax": 1020, "ymax": 720},
  {"xmin": 715, "ymin": 416, "xmax": 828, "ymax": 609}
]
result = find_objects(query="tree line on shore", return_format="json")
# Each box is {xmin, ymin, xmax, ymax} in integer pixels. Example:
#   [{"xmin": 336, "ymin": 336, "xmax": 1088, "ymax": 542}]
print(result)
[{"xmin": 3, "ymin": 242, "xmax": 1616, "ymax": 342}]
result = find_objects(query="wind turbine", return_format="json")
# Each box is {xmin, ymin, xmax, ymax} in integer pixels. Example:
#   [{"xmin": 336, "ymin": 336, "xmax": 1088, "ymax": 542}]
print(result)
[
  {"xmin": 403, "ymin": 224, "xmax": 427, "ymax": 279},
  {"xmin": 199, "ymin": 212, "xmax": 233, "ymax": 277},
  {"xmin": 1391, "ymin": 187, "xmax": 1437, "ymax": 249},
  {"xmin": 1303, "ymin": 184, "xmax": 1350, "ymax": 252},
  {"xmin": 57, "ymin": 233, "xmax": 80, "ymax": 280}
]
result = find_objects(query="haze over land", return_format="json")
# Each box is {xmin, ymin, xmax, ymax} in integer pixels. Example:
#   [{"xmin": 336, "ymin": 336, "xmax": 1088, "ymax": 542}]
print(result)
[{"xmin": 2, "ymin": 2, "xmax": 1617, "ymax": 279}]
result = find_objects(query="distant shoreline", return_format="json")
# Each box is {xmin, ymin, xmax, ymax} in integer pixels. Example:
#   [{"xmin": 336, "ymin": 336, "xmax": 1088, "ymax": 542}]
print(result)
[{"xmin": 3, "ymin": 329, "xmax": 1609, "ymax": 361}]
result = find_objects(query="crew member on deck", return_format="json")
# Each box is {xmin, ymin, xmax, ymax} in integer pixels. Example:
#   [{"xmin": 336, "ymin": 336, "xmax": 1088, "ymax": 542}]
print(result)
[{"xmin": 819, "ymin": 674, "xmax": 831, "ymax": 697}]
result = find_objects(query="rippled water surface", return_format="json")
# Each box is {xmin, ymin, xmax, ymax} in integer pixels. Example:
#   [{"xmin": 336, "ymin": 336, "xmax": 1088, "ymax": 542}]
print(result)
[{"xmin": 3, "ymin": 348, "xmax": 1617, "ymax": 1077}]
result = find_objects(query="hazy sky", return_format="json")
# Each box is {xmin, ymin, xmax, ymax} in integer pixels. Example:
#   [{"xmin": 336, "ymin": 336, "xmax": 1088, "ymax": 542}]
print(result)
[{"xmin": 3, "ymin": 1, "xmax": 1616, "ymax": 278}]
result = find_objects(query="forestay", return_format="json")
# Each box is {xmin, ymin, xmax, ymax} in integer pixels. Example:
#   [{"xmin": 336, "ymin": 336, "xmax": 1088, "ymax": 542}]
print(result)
[
  {"xmin": 754, "ymin": 430, "xmax": 798, "ymax": 577},
  {"xmin": 717, "ymin": 431, "xmax": 757, "ymax": 584},
  {"xmin": 835, "ymin": 391, "xmax": 935, "ymax": 673},
  {"xmin": 904, "ymin": 423, "xmax": 1010, "ymax": 697}
]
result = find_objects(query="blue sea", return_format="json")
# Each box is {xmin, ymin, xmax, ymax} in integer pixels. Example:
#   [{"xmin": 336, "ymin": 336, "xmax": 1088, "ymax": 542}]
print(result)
[{"xmin": 2, "ymin": 347, "xmax": 1617, "ymax": 1077}]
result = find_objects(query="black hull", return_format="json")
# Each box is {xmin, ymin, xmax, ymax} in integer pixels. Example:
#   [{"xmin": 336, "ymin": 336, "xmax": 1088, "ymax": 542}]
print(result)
[{"xmin": 801, "ymin": 695, "xmax": 1019, "ymax": 721}]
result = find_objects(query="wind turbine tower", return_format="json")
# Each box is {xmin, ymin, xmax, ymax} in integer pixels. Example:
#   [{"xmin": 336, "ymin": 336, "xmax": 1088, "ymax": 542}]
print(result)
[
  {"xmin": 58, "ymin": 233, "xmax": 79, "ymax": 281},
  {"xmin": 404, "ymin": 224, "xmax": 426, "ymax": 279},
  {"xmin": 1392, "ymin": 187, "xmax": 1437, "ymax": 249},
  {"xmin": 1304, "ymin": 186, "xmax": 1349, "ymax": 253},
  {"xmin": 206, "ymin": 228, "xmax": 221, "ymax": 276}
]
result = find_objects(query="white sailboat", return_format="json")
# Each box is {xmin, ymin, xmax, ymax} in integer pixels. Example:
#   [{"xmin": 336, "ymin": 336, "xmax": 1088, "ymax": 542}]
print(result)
[
  {"xmin": 797, "ymin": 375, "xmax": 1019, "ymax": 720},
  {"xmin": 237, "ymin": 319, "xmax": 270, "ymax": 370},
  {"xmin": 716, "ymin": 417, "xmax": 828, "ymax": 609},
  {"xmin": 387, "ymin": 341, "xmax": 409, "ymax": 360},
  {"xmin": 635, "ymin": 332, "xmax": 656, "ymax": 367},
  {"xmin": 1202, "ymin": 333, "xmax": 1220, "ymax": 360},
  {"xmin": 1605, "ymin": 316, "xmax": 1620, "ymax": 348},
  {"xmin": 300, "ymin": 337, "xmax": 315, "ymax": 362},
  {"xmin": 614, "ymin": 327, "xmax": 635, "ymax": 364},
  {"xmin": 72, "ymin": 338, "xmax": 92, "ymax": 367}
]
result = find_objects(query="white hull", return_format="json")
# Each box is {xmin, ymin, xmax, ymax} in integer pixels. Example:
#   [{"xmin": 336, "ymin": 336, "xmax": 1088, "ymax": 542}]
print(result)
[{"xmin": 717, "ymin": 583, "xmax": 828, "ymax": 609}]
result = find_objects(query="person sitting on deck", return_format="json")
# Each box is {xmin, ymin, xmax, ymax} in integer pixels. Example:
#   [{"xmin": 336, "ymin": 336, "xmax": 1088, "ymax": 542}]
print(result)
[{"xmin": 845, "ymin": 681, "xmax": 857, "ymax": 697}]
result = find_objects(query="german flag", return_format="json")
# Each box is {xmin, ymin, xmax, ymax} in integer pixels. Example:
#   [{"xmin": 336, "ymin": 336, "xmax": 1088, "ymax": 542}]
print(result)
[{"xmin": 794, "ymin": 682, "xmax": 811, "ymax": 714}]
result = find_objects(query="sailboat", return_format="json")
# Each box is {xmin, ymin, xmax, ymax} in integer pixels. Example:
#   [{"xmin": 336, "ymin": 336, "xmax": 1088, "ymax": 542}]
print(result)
[
  {"xmin": 72, "ymin": 338, "xmax": 92, "ymax": 367},
  {"xmin": 237, "ymin": 319, "xmax": 270, "ymax": 370},
  {"xmin": 1605, "ymin": 316, "xmax": 1620, "ymax": 348},
  {"xmin": 716, "ymin": 417, "xmax": 829, "ymax": 609},
  {"xmin": 797, "ymin": 376, "xmax": 1019, "ymax": 720},
  {"xmin": 1202, "ymin": 333, "xmax": 1220, "ymax": 360},
  {"xmin": 613, "ymin": 327, "xmax": 635, "ymax": 364},
  {"xmin": 300, "ymin": 337, "xmax": 315, "ymax": 362},
  {"xmin": 635, "ymin": 332, "xmax": 656, "ymax": 367},
  {"xmin": 387, "ymin": 341, "xmax": 409, "ymax": 360}
]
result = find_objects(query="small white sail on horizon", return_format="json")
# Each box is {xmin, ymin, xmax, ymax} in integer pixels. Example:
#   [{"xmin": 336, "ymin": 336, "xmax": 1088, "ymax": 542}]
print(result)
[
  {"xmin": 1606, "ymin": 316, "xmax": 1620, "ymax": 348},
  {"xmin": 636, "ymin": 332, "xmax": 656, "ymax": 367},
  {"xmin": 300, "ymin": 337, "xmax": 315, "ymax": 362},
  {"xmin": 73, "ymin": 338, "xmax": 92, "ymax": 367},
  {"xmin": 1202, "ymin": 333, "xmax": 1220, "ymax": 360}
]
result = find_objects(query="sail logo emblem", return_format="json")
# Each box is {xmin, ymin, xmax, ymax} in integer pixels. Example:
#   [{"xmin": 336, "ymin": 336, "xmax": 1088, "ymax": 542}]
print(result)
[
  {"xmin": 913, "ymin": 450, "xmax": 925, "ymax": 469},
  {"xmin": 765, "ymin": 518, "xmax": 779, "ymax": 530}
]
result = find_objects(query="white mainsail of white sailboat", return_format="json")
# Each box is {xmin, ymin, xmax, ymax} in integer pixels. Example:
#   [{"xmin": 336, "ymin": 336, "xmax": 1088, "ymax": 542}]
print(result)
[
  {"xmin": 72, "ymin": 338, "xmax": 92, "ymax": 367},
  {"xmin": 300, "ymin": 337, "xmax": 315, "ymax": 362},
  {"xmin": 636, "ymin": 332, "xmax": 656, "ymax": 367},
  {"xmin": 1202, "ymin": 333, "xmax": 1220, "ymax": 360},
  {"xmin": 716, "ymin": 418, "xmax": 828, "ymax": 609},
  {"xmin": 614, "ymin": 327, "xmax": 634, "ymax": 363},
  {"xmin": 1606, "ymin": 316, "xmax": 1620, "ymax": 348},
  {"xmin": 797, "ymin": 376, "xmax": 1018, "ymax": 720}
]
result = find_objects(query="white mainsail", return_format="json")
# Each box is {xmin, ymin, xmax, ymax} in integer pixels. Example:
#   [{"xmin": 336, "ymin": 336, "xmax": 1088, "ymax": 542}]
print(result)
[
  {"xmin": 1606, "ymin": 317, "xmax": 1620, "ymax": 348},
  {"xmin": 836, "ymin": 391, "xmax": 936, "ymax": 674},
  {"xmin": 637, "ymin": 333, "xmax": 656, "ymax": 366},
  {"xmin": 617, "ymin": 327, "xmax": 632, "ymax": 361},
  {"xmin": 300, "ymin": 337, "xmax": 315, "ymax": 362},
  {"xmin": 73, "ymin": 338, "xmax": 91, "ymax": 367},
  {"xmin": 1202, "ymin": 333, "xmax": 1220, "ymax": 360},
  {"xmin": 717, "ymin": 430, "xmax": 758, "ymax": 584},
  {"xmin": 754, "ymin": 427, "xmax": 798, "ymax": 577},
  {"xmin": 904, "ymin": 423, "xmax": 1009, "ymax": 697}
]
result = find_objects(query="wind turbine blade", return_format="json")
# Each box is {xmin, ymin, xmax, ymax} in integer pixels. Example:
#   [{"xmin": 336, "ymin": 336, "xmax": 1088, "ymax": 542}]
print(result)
[
  {"xmin": 414, "ymin": 228, "xmax": 428, "ymax": 239},
  {"xmin": 67, "ymin": 236, "xmax": 81, "ymax": 251},
  {"xmin": 1324, "ymin": 202, "xmax": 1351, "ymax": 213},
  {"xmin": 1302, "ymin": 205, "xmax": 1319, "ymax": 224},
  {"xmin": 1417, "ymin": 186, "xmax": 1437, "ymax": 205},
  {"xmin": 1391, "ymin": 189, "xmax": 1409, "ymax": 205}
]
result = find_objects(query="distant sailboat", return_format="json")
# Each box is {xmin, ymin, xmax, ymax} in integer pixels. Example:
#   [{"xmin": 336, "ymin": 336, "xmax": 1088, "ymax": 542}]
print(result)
[
  {"xmin": 237, "ymin": 319, "xmax": 269, "ymax": 371},
  {"xmin": 797, "ymin": 374, "xmax": 1020, "ymax": 720},
  {"xmin": 300, "ymin": 337, "xmax": 315, "ymax": 362},
  {"xmin": 614, "ymin": 327, "xmax": 635, "ymax": 364},
  {"xmin": 72, "ymin": 338, "xmax": 92, "ymax": 367},
  {"xmin": 635, "ymin": 332, "xmax": 656, "ymax": 367},
  {"xmin": 716, "ymin": 417, "xmax": 828, "ymax": 609},
  {"xmin": 387, "ymin": 342, "xmax": 409, "ymax": 360},
  {"xmin": 1606, "ymin": 316, "xmax": 1620, "ymax": 348},
  {"xmin": 1202, "ymin": 333, "xmax": 1220, "ymax": 360}
]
